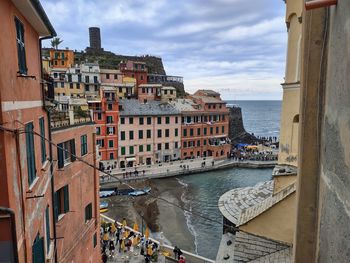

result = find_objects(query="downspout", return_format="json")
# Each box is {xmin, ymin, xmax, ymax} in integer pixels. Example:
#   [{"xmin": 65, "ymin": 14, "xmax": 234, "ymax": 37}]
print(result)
[
  {"xmin": 0, "ymin": 207, "xmax": 19, "ymax": 263},
  {"xmin": 39, "ymin": 36, "xmax": 58, "ymax": 263}
]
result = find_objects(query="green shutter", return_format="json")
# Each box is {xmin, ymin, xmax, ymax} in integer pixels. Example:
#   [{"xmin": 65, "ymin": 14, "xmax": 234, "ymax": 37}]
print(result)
[
  {"xmin": 40, "ymin": 118, "xmax": 46, "ymax": 164},
  {"xmin": 32, "ymin": 234, "xmax": 44, "ymax": 263},
  {"xmin": 45, "ymin": 206, "xmax": 50, "ymax": 251},
  {"xmin": 54, "ymin": 192, "xmax": 59, "ymax": 222},
  {"xmin": 70, "ymin": 139, "xmax": 76, "ymax": 162},
  {"xmin": 57, "ymin": 143, "xmax": 64, "ymax": 168},
  {"xmin": 63, "ymin": 185, "xmax": 69, "ymax": 213},
  {"xmin": 26, "ymin": 122, "xmax": 36, "ymax": 185}
]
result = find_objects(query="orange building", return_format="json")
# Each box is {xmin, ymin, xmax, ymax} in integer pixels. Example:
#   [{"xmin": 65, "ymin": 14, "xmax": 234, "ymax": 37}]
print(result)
[
  {"xmin": 119, "ymin": 61, "xmax": 147, "ymax": 95},
  {"xmin": 0, "ymin": 0, "xmax": 56, "ymax": 261},
  {"xmin": 172, "ymin": 90, "xmax": 231, "ymax": 159},
  {"xmin": 51, "ymin": 112, "xmax": 100, "ymax": 262},
  {"xmin": 88, "ymin": 86, "xmax": 119, "ymax": 164},
  {"xmin": 48, "ymin": 48, "xmax": 74, "ymax": 69}
]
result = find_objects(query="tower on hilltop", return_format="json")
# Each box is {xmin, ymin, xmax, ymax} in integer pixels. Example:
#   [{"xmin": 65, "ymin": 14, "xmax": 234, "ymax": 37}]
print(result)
[{"xmin": 87, "ymin": 27, "xmax": 104, "ymax": 52}]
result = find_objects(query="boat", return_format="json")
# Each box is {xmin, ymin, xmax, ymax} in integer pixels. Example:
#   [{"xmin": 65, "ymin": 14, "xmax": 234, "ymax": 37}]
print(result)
[
  {"xmin": 99, "ymin": 190, "xmax": 115, "ymax": 198},
  {"xmin": 100, "ymin": 201, "xmax": 109, "ymax": 213},
  {"xmin": 128, "ymin": 187, "xmax": 151, "ymax": 197}
]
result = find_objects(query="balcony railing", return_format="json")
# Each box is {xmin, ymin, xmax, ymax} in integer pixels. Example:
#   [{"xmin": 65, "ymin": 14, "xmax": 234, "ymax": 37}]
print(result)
[{"xmin": 50, "ymin": 110, "xmax": 92, "ymax": 129}]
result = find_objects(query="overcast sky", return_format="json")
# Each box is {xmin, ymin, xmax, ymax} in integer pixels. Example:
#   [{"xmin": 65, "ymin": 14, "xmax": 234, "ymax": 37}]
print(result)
[{"xmin": 42, "ymin": 0, "xmax": 287, "ymax": 100}]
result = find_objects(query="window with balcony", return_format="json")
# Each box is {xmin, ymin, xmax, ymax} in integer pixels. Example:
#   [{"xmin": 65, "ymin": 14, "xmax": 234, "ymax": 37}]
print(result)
[{"xmin": 15, "ymin": 17, "xmax": 27, "ymax": 75}]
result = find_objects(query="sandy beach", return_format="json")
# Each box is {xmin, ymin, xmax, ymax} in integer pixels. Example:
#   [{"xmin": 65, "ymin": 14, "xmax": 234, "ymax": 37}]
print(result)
[{"xmin": 103, "ymin": 177, "xmax": 196, "ymax": 253}]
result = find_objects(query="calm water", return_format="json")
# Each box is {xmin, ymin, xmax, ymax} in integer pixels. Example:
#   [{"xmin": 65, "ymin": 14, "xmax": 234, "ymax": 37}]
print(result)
[
  {"xmin": 175, "ymin": 168, "xmax": 273, "ymax": 259},
  {"xmin": 226, "ymin": 100, "xmax": 282, "ymax": 138}
]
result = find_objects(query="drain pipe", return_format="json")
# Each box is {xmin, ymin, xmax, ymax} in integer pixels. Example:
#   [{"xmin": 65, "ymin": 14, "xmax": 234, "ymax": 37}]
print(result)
[
  {"xmin": 0, "ymin": 207, "xmax": 19, "ymax": 263},
  {"xmin": 305, "ymin": 0, "xmax": 337, "ymax": 10}
]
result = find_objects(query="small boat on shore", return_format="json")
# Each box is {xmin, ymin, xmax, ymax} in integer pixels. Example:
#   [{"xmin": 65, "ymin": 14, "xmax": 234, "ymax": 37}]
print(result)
[
  {"xmin": 100, "ymin": 201, "xmax": 109, "ymax": 213},
  {"xmin": 99, "ymin": 190, "xmax": 115, "ymax": 198},
  {"xmin": 128, "ymin": 187, "xmax": 151, "ymax": 197}
]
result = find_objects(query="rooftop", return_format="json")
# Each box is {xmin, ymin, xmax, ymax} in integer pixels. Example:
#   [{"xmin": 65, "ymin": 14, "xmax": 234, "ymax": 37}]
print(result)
[
  {"xmin": 119, "ymin": 99, "xmax": 180, "ymax": 116},
  {"xmin": 139, "ymin": 84, "xmax": 163, "ymax": 88},
  {"xmin": 170, "ymin": 99, "xmax": 201, "ymax": 112},
  {"xmin": 100, "ymin": 69, "xmax": 121, "ymax": 74}
]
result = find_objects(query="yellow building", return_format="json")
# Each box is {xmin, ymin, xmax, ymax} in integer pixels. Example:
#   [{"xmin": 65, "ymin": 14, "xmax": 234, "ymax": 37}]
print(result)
[
  {"xmin": 49, "ymin": 48, "xmax": 74, "ymax": 68},
  {"xmin": 278, "ymin": 0, "xmax": 302, "ymax": 167}
]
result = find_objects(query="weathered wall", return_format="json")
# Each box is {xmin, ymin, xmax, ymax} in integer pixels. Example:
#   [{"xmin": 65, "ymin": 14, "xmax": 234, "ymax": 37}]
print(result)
[
  {"xmin": 317, "ymin": 1, "xmax": 350, "ymax": 261},
  {"xmin": 240, "ymin": 193, "xmax": 296, "ymax": 244}
]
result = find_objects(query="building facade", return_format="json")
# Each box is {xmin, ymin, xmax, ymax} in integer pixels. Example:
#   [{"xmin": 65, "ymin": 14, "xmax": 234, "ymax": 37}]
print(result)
[
  {"xmin": 119, "ymin": 61, "xmax": 147, "ymax": 92},
  {"xmin": 51, "ymin": 111, "xmax": 100, "ymax": 262},
  {"xmin": 118, "ymin": 99, "xmax": 181, "ymax": 167},
  {"xmin": 0, "ymin": 0, "xmax": 56, "ymax": 262},
  {"xmin": 47, "ymin": 48, "xmax": 74, "ymax": 69}
]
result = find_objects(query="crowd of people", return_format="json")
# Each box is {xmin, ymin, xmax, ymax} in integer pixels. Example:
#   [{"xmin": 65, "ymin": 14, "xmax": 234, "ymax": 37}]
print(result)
[
  {"xmin": 230, "ymin": 147, "xmax": 278, "ymax": 162},
  {"xmin": 100, "ymin": 219, "xmax": 185, "ymax": 263}
]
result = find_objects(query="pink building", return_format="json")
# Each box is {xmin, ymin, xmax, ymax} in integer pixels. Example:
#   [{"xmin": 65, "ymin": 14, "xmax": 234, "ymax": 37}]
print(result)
[{"xmin": 100, "ymin": 68, "xmax": 123, "ymax": 84}]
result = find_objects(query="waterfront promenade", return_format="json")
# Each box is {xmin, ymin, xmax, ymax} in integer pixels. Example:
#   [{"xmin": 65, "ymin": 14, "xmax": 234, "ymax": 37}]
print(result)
[{"xmin": 100, "ymin": 157, "xmax": 277, "ymax": 188}]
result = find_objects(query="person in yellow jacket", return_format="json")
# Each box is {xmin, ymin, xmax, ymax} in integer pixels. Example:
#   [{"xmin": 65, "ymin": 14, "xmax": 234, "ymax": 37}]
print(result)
[{"xmin": 147, "ymin": 244, "xmax": 153, "ymax": 256}]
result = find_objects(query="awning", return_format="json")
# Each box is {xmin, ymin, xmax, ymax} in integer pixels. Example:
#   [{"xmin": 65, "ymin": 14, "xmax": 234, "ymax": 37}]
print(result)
[{"xmin": 126, "ymin": 157, "xmax": 136, "ymax": 162}]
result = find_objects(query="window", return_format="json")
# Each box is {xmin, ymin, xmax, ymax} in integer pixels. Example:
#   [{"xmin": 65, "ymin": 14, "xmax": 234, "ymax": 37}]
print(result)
[
  {"xmin": 78, "ymin": 74, "xmax": 82, "ymax": 82},
  {"xmin": 107, "ymin": 116, "xmax": 113, "ymax": 123},
  {"xmin": 57, "ymin": 139, "xmax": 76, "ymax": 168},
  {"xmin": 45, "ymin": 206, "xmax": 50, "ymax": 254},
  {"xmin": 109, "ymin": 152, "xmax": 114, "ymax": 160},
  {"xmin": 183, "ymin": 141, "xmax": 187, "ymax": 148},
  {"xmin": 175, "ymin": 128, "xmax": 178, "ymax": 137},
  {"xmin": 129, "ymin": 117, "xmax": 134, "ymax": 124},
  {"xmin": 108, "ymin": 104, "xmax": 113, "ymax": 110},
  {"xmin": 60, "ymin": 82, "xmax": 64, "ymax": 88},
  {"xmin": 129, "ymin": 131, "xmax": 134, "ymax": 140},
  {"xmin": 53, "ymin": 73, "xmax": 58, "ymax": 78},
  {"xmin": 96, "ymin": 127, "xmax": 101, "ymax": 135},
  {"xmin": 85, "ymin": 84, "xmax": 89, "ymax": 91},
  {"xmin": 97, "ymin": 113, "xmax": 102, "ymax": 120},
  {"xmin": 54, "ymin": 185, "xmax": 69, "ymax": 221},
  {"xmin": 203, "ymin": 127, "xmax": 207, "ymax": 135},
  {"xmin": 197, "ymin": 128, "xmax": 201, "ymax": 136},
  {"xmin": 183, "ymin": 129, "xmax": 187, "ymax": 137},
  {"xmin": 210, "ymin": 127, "xmax": 213, "ymax": 135},
  {"xmin": 81, "ymin": 135, "xmax": 88, "ymax": 156},
  {"xmin": 175, "ymin": 117, "xmax": 178, "ymax": 124},
  {"xmin": 147, "ymin": 145, "xmax": 151, "ymax": 152},
  {"xmin": 96, "ymin": 139, "xmax": 104, "ymax": 148},
  {"xmin": 144, "ymin": 129, "xmax": 150, "ymax": 139},
  {"xmin": 157, "ymin": 129, "xmax": 162, "ymax": 138},
  {"xmin": 175, "ymin": 142, "xmax": 178, "ymax": 149},
  {"xmin": 107, "ymin": 127, "xmax": 115, "ymax": 135},
  {"xmin": 139, "ymin": 145, "xmax": 144, "ymax": 152},
  {"xmin": 157, "ymin": 117, "xmax": 162, "ymax": 124},
  {"xmin": 222, "ymin": 126, "xmax": 225, "ymax": 133},
  {"xmin": 197, "ymin": 140, "xmax": 200, "ymax": 147},
  {"xmin": 140, "ymin": 75, "xmax": 144, "ymax": 80},
  {"xmin": 139, "ymin": 117, "xmax": 144, "ymax": 125},
  {"xmin": 106, "ymin": 73, "xmax": 110, "ymax": 79},
  {"xmin": 139, "ymin": 130, "xmax": 143, "ymax": 139},
  {"xmin": 165, "ymin": 129, "xmax": 170, "ymax": 137},
  {"xmin": 15, "ymin": 18, "xmax": 27, "ymax": 74},
  {"xmin": 129, "ymin": 146, "xmax": 134, "ymax": 155},
  {"xmin": 204, "ymin": 140, "xmax": 207, "ymax": 146},
  {"xmin": 190, "ymin": 129, "xmax": 194, "ymax": 136},
  {"xmin": 108, "ymin": 140, "xmax": 114, "ymax": 148},
  {"xmin": 121, "ymin": 117, "xmax": 125, "ymax": 124},
  {"xmin": 216, "ymin": 126, "xmax": 219, "ymax": 134},
  {"xmin": 147, "ymin": 117, "xmax": 152, "ymax": 125},
  {"xmin": 39, "ymin": 118, "xmax": 46, "ymax": 164},
  {"xmin": 121, "ymin": 131, "xmax": 125, "ymax": 140},
  {"xmin": 222, "ymin": 115, "xmax": 225, "ymax": 121},
  {"xmin": 114, "ymin": 74, "xmax": 118, "ymax": 79},
  {"xmin": 157, "ymin": 143, "xmax": 162, "ymax": 151},
  {"xmin": 94, "ymin": 85, "xmax": 98, "ymax": 91},
  {"xmin": 142, "ymin": 88, "xmax": 146, "ymax": 93},
  {"xmin": 85, "ymin": 203, "xmax": 92, "ymax": 222},
  {"xmin": 121, "ymin": 147, "xmax": 126, "ymax": 155},
  {"xmin": 165, "ymin": 143, "xmax": 169, "ymax": 150},
  {"xmin": 85, "ymin": 76, "xmax": 89, "ymax": 83},
  {"xmin": 69, "ymin": 83, "xmax": 73, "ymax": 89},
  {"xmin": 166, "ymin": 117, "xmax": 170, "ymax": 124},
  {"xmin": 94, "ymin": 76, "xmax": 98, "ymax": 83},
  {"xmin": 25, "ymin": 122, "xmax": 36, "ymax": 185}
]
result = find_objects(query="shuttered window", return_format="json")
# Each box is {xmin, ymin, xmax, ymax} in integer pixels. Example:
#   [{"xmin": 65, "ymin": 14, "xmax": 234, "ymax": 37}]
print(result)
[
  {"xmin": 15, "ymin": 17, "xmax": 27, "ymax": 75},
  {"xmin": 81, "ymin": 135, "xmax": 88, "ymax": 156},
  {"xmin": 25, "ymin": 122, "xmax": 36, "ymax": 185},
  {"xmin": 45, "ymin": 206, "xmax": 50, "ymax": 254},
  {"xmin": 39, "ymin": 117, "xmax": 46, "ymax": 164},
  {"xmin": 54, "ymin": 185, "xmax": 69, "ymax": 222},
  {"xmin": 85, "ymin": 203, "xmax": 92, "ymax": 222},
  {"xmin": 57, "ymin": 139, "xmax": 76, "ymax": 168}
]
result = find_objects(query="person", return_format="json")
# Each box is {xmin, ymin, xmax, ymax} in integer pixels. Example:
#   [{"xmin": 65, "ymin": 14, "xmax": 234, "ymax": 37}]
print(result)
[
  {"xmin": 173, "ymin": 246, "xmax": 179, "ymax": 259},
  {"xmin": 109, "ymin": 239, "xmax": 115, "ymax": 256},
  {"xmin": 177, "ymin": 248, "xmax": 183, "ymax": 260},
  {"xmin": 179, "ymin": 256, "xmax": 186, "ymax": 263},
  {"xmin": 102, "ymin": 251, "xmax": 108, "ymax": 263}
]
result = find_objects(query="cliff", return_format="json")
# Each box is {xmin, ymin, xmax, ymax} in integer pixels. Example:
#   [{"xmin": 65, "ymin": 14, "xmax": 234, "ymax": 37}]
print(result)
[{"xmin": 228, "ymin": 106, "xmax": 260, "ymax": 145}]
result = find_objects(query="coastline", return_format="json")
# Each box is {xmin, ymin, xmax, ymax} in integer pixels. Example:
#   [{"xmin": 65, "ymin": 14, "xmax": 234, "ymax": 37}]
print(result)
[{"xmin": 103, "ymin": 178, "xmax": 197, "ymax": 253}]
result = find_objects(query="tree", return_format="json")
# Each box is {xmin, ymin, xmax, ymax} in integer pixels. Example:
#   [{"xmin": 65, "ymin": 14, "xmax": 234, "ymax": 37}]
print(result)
[{"xmin": 51, "ymin": 37, "xmax": 63, "ymax": 49}]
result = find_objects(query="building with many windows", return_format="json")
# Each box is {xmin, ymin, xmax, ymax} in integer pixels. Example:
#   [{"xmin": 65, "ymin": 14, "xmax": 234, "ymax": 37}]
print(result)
[
  {"xmin": 119, "ymin": 60, "xmax": 147, "ymax": 94},
  {"xmin": 118, "ymin": 99, "xmax": 181, "ymax": 167},
  {"xmin": 46, "ymin": 48, "xmax": 74, "ymax": 69}
]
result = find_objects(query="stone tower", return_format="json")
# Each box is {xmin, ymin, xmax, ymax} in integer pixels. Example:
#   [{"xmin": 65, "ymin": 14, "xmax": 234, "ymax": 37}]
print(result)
[{"xmin": 89, "ymin": 27, "xmax": 102, "ymax": 50}]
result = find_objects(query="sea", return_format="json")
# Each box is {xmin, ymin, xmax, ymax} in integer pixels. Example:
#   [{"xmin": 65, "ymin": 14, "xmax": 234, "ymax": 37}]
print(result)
[{"xmin": 163, "ymin": 100, "xmax": 282, "ymax": 259}]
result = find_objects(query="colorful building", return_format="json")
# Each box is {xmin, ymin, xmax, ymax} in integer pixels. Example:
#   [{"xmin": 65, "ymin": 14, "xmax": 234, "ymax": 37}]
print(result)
[
  {"xmin": 88, "ymin": 86, "xmax": 119, "ymax": 163},
  {"xmin": 0, "ymin": 0, "xmax": 56, "ymax": 261},
  {"xmin": 47, "ymin": 48, "xmax": 74, "ymax": 69},
  {"xmin": 50, "ymin": 109, "xmax": 100, "ymax": 262},
  {"xmin": 100, "ymin": 68, "xmax": 123, "ymax": 84},
  {"xmin": 118, "ymin": 99, "xmax": 181, "ymax": 167},
  {"xmin": 119, "ymin": 60, "xmax": 147, "ymax": 93}
]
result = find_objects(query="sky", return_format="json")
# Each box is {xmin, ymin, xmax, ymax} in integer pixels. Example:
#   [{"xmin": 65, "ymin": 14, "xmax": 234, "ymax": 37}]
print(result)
[{"xmin": 42, "ymin": 0, "xmax": 287, "ymax": 100}]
